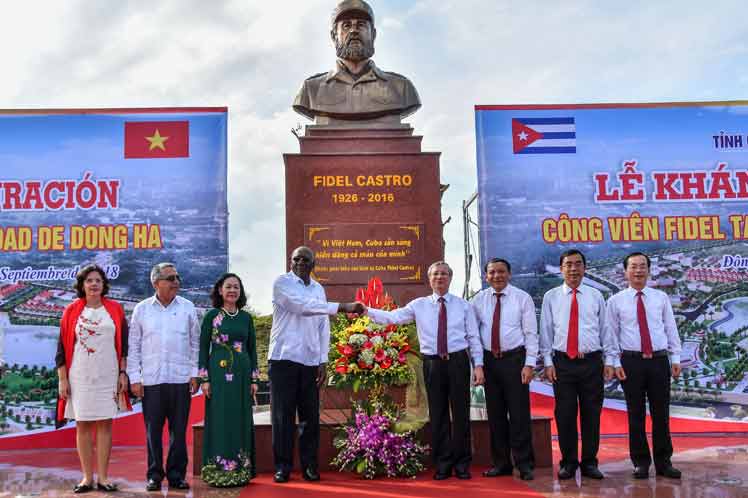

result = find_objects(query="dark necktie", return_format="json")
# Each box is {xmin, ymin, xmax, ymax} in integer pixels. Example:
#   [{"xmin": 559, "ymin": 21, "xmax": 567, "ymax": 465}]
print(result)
[
  {"xmin": 437, "ymin": 296, "xmax": 448, "ymax": 359},
  {"xmin": 567, "ymin": 288, "xmax": 579, "ymax": 359},
  {"xmin": 636, "ymin": 291, "xmax": 654, "ymax": 357},
  {"xmin": 491, "ymin": 293, "xmax": 503, "ymax": 357}
]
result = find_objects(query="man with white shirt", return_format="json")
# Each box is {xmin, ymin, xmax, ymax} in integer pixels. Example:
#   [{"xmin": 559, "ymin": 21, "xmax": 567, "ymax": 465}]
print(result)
[
  {"xmin": 539, "ymin": 249, "xmax": 616, "ymax": 481},
  {"xmin": 470, "ymin": 258, "xmax": 537, "ymax": 481},
  {"xmin": 605, "ymin": 252, "xmax": 682, "ymax": 480},
  {"xmin": 366, "ymin": 261, "xmax": 484, "ymax": 480},
  {"xmin": 127, "ymin": 263, "xmax": 200, "ymax": 491},
  {"xmin": 269, "ymin": 246, "xmax": 363, "ymax": 484}
]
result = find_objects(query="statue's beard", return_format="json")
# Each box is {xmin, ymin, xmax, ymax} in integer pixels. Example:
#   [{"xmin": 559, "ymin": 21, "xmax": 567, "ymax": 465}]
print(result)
[{"xmin": 335, "ymin": 35, "xmax": 374, "ymax": 62}]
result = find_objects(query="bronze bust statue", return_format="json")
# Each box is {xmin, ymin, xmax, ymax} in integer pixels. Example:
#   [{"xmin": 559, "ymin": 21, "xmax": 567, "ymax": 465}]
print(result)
[{"xmin": 293, "ymin": 0, "xmax": 421, "ymax": 124}]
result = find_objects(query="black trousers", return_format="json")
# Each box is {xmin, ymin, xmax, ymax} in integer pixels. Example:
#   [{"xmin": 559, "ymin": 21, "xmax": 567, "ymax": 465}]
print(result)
[
  {"xmin": 483, "ymin": 350, "xmax": 534, "ymax": 469},
  {"xmin": 423, "ymin": 349, "xmax": 472, "ymax": 473},
  {"xmin": 552, "ymin": 352, "xmax": 604, "ymax": 469},
  {"xmin": 620, "ymin": 354, "xmax": 673, "ymax": 469},
  {"xmin": 269, "ymin": 360, "xmax": 320, "ymax": 473},
  {"xmin": 141, "ymin": 383, "xmax": 192, "ymax": 483}
]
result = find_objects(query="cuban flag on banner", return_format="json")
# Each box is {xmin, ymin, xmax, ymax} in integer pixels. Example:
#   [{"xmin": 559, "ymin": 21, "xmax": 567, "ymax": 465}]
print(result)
[{"xmin": 512, "ymin": 117, "xmax": 576, "ymax": 154}]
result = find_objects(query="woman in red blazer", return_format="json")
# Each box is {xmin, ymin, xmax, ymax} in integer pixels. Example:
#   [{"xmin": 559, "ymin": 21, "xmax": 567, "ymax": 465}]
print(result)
[{"xmin": 56, "ymin": 265, "xmax": 131, "ymax": 493}]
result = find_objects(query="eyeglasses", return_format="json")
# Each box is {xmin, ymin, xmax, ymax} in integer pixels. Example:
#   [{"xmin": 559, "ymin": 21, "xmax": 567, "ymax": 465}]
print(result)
[{"xmin": 159, "ymin": 274, "xmax": 181, "ymax": 282}]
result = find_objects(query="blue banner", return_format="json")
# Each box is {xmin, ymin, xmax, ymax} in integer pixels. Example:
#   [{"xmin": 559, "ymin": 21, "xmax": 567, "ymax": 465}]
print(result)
[
  {"xmin": 476, "ymin": 101, "xmax": 748, "ymax": 425},
  {"xmin": 0, "ymin": 108, "xmax": 227, "ymax": 437}
]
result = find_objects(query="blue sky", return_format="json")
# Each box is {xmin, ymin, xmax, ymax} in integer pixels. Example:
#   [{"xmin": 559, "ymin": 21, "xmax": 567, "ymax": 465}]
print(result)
[{"xmin": 1, "ymin": 0, "xmax": 747, "ymax": 312}]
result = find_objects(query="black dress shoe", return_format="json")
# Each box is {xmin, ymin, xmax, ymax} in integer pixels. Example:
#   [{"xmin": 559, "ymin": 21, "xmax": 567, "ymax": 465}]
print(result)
[
  {"xmin": 656, "ymin": 465, "xmax": 681, "ymax": 479},
  {"xmin": 145, "ymin": 479, "xmax": 161, "ymax": 492},
  {"xmin": 518, "ymin": 466, "xmax": 534, "ymax": 481},
  {"xmin": 73, "ymin": 482, "xmax": 94, "ymax": 494},
  {"xmin": 633, "ymin": 466, "xmax": 649, "ymax": 479},
  {"xmin": 581, "ymin": 466, "xmax": 604, "ymax": 479},
  {"xmin": 433, "ymin": 470, "xmax": 450, "ymax": 480},
  {"xmin": 483, "ymin": 465, "xmax": 513, "ymax": 477},
  {"xmin": 273, "ymin": 471, "xmax": 290, "ymax": 483},
  {"xmin": 302, "ymin": 467, "xmax": 320, "ymax": 481},
  {"xmin": 168, "ymin": 479, "xmax": 190, "ymax": 490},
  {"xmin": 557, "ymin": 465, "xmax": 576, "ymax": 480},
  {"xmin": 455, "ymin": 470, "xmax": 471, "ymax": 480},
  {"xmin": 96, "ymin": 482, "xmax": 119, "ymax": 492}
]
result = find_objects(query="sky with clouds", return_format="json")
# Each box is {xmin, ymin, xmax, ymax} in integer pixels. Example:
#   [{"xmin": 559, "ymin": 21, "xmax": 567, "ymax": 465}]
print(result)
[{"xmin": 3, "ymin": 0, "xmax": 747, "ymax": 313}]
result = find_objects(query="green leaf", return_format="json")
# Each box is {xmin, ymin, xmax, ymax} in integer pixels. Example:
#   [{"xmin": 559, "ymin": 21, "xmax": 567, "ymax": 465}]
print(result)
[
  {"xmin": 355, "ymin": 460, "xmax": 367, "ymax": 474},
  {"xmin": 353, "ymin": 378, "xmax": 361, "ymax": 392}
]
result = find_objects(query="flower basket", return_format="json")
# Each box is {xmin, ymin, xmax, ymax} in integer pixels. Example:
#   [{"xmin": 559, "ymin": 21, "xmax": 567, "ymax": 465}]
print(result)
[
  {"xmin": 327, "ymin": 277, "xmax": 417, "ymax": 392},
  {"xmin": 328, "ymin": 315, "xmax": 414, "ymax": 391},
  {"xmin": 327, "ymin": 277, "xmax": 430, "ymax": 478},
  {"xmin": 331, "ymin": 397, "xmax": 429, "ymax": 479}
]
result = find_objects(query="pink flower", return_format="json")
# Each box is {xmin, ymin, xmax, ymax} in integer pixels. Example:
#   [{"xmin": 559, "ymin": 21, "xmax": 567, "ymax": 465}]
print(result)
[
  {"xmin": 343, "ymin": 345, "xmax": 354, "ymax": 356},
  {"xmin": 212, "ymin": 313, "xmax": 224, "ymax": 328},
  {"xmin": 398, "ymin": 352, "xmax": 407, "ymax": 364},
  {"xmin": 374, "ymin": 349, "xmax": 386, "ymax": 362}
]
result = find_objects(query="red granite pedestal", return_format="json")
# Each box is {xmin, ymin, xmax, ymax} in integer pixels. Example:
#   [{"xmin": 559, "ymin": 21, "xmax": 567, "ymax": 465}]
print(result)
[{"xmin": 283, "ymin": 124, "xmax": 444, "ymax": 304}]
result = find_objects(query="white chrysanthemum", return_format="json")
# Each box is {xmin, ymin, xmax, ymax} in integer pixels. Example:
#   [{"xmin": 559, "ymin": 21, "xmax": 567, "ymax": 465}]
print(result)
[
  {"xmin": 359, "ymin": 349, "xmax": 375, "ymax": 365},
  {"xmin": 348, "ymin": 333, "xmax": 368, "ymax": 346}
]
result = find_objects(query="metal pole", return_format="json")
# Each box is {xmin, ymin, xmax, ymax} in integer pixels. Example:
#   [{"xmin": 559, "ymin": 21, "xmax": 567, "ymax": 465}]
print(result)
[{"xmin": 462, "ymin": 191, "xmax": 479, "ymax": 299}]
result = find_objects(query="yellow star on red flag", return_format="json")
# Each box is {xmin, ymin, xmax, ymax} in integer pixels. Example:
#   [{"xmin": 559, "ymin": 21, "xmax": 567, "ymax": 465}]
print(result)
[
  {"xmin": 145, "ymin": 129, "xmax": 169, "ymax": 151},
  {"xmin": 125, "ymin": 121, "xmax": 189, "ymax": 158}
]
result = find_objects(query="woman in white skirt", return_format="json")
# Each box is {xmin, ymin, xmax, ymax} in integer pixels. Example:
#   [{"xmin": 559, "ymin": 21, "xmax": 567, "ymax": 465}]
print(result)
[{"xmin": 56, "ymin": 265, "xmax": 131, "ymax": 493}]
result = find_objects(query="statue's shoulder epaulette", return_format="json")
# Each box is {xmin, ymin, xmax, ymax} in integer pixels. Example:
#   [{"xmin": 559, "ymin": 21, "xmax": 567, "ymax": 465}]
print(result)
[{"xmin": 305, "ymin": 71, "xmax": 328, "ymax": 81}]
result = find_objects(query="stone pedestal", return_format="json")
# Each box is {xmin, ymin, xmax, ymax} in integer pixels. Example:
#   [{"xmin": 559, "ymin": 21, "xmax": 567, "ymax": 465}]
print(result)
[
  {"xmin": 283, "ymin": 125, "xmax": 444, "ymax": 304},
  {"xmin": 192, "ymin": 414, "xmax": 553, "ymax": 475}
]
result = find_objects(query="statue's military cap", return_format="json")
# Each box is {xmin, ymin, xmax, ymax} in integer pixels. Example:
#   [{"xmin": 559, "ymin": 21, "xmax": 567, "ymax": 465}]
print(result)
[{"xmin": 331, "ymin": 0, "xmax": 374, "ymax": 28}]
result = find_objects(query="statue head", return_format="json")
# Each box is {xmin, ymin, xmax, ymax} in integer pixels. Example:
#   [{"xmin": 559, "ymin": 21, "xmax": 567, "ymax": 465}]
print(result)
[
  {"xmin": 292, "ymin": 0, "xmax": 421, "ymax": 123},
  {"xmin": 330, "ymin": 0, "xmax": 376, "ymax": 63}
]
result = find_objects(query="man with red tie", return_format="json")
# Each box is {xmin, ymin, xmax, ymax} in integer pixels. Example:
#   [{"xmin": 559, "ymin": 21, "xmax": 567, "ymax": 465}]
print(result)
[
  {"xmin": 470, "ymin": 258, "xmax": 537, "ymax": 480},
  {"xmin": 605, "ymin": 252, "xmax": 682, "ymax": 479},
  {"xmin": 539, "ymin": 249, "xmax": 616, "ymax": 480},
  {"xmin": 366, "ymin": 261, "xmax": 484, "ymax": 480}
]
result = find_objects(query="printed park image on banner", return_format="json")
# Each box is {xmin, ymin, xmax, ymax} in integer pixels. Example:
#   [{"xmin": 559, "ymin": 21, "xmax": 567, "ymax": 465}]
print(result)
[
  {"xmin": 476, "ymin": 101, "xmax": 748, "ymax": 423},
  {"xmin": 0, "ymin": 108, "xmax": 228, "ymax": 437}
]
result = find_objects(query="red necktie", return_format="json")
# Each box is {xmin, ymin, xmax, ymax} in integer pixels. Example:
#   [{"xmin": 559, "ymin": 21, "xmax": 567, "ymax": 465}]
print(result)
[
  {"xmin": 567, "ymin": 288, "xmax": 579, "ymax": 359},
  {"xmin": 491, "ymin": 293, "xmax": 503, "ymax": 357},
  {"xmin": 437, "ymin": 297, "xmax": 448, "ymax": 359},
  {"xmin": 636, "ymin": 291, "xmax": 654, "ymax": 356}
]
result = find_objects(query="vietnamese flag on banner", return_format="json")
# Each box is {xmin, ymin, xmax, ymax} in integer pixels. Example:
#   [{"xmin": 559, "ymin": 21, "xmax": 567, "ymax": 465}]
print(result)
[{"xmin": 124, "ymin": 121, "xmax": 189, "ymax": 158}]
